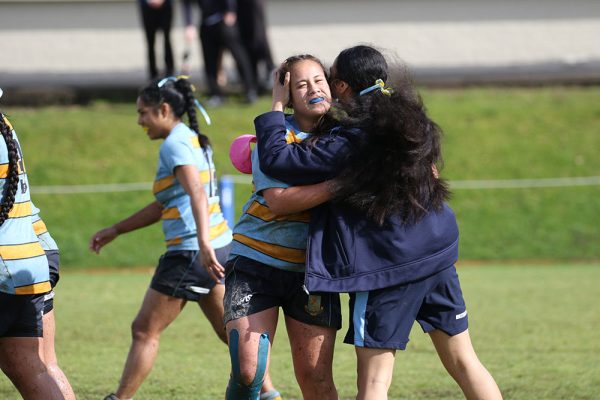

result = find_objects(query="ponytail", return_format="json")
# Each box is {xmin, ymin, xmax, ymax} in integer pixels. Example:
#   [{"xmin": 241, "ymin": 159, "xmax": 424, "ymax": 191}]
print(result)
[
  {"xmin": 139, "ymin": 77, "xmax": 210, "ymax": 148},
  {"xmin": 0, "ymin": 116, "xmax": 20, "ymax": 226},
  {"xmin": 174, "ymin": 78, "xmax": 210, "ymax": 148}
]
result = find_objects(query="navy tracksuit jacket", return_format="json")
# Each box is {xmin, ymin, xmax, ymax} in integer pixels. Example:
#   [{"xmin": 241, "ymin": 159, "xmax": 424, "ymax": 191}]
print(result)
[{"xmin": 255, "ymin": 111, "xmax": 459, "ymax": 293}]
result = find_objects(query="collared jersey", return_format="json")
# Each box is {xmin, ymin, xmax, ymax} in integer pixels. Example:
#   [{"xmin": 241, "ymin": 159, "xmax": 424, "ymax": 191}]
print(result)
[
  {"xmin": 229, "ymin": 115, "xmax": 311, "ymax": 272},
  {"xmin": 0, "ymin": 115, "xmax": 50, "ymax": 295},
  {"xmin": 153, "ymin": 122, "xmax": 231, "ymax": 250}
]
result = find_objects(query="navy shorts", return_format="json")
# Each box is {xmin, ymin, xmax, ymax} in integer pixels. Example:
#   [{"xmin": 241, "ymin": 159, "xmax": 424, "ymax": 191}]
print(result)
[
  {"xmin": 0, "ymin": 292, "xmax": 45, "ymax": 338},
  {"xmin": 224, "ymin": 256, "xmax": 342, "ymax": 330},
  {"xmin": 345, "ymin": 265, "xmax": 468, "ymax": 350},
  {"xmin": 43, "ymin": 250, "xmax": 60, "ymax": 314},
  {"xmin": 150, "ymin": 244, "xmax": 230, "ymax": 302}
]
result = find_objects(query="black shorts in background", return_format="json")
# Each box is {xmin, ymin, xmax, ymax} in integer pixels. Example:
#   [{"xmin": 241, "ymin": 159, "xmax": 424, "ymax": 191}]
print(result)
[{"xmin": 150, "ymin": 245, "xmax": 230, "ymax": 302}]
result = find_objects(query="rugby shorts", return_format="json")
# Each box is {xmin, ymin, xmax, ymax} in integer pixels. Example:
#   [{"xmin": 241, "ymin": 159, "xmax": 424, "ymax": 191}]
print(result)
[
  {"xmin": 0, "ymin": 292, "xmax": 45, "ymax": 338},
  {"xmin": 223, "ymin": 256, "xmax": 342, "ymax": 330},
  {"xmin": 150, "ymin": 244, "xmax": 230, "ymax": 302},
  {"xmin": 345, "ymin": 265, "xmax": 468, "ymax": 349}
]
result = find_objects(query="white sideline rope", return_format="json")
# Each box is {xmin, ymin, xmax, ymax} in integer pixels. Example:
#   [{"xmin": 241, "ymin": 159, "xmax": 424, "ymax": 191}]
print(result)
[
  {"xmin": 30, "ymin": 175, "xmax": 600, "ymax": 195},
  {"xmin": 449, "ymin": 176, "xmax": 600, "ymax": 189}
]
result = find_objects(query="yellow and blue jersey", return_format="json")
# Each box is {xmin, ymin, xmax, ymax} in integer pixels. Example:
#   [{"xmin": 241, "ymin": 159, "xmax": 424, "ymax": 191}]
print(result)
[
  {"xmin": 0, "ymin": 115, "xmax": 50, "ymax": 295},
  {"xmin": 153, "ymin": 122, "xmax": 232, "ymax": 250},
  {"xmin": 31, "ymin": 202, "xmax": 58, "ymax": 252},
  {"xmin": 229, "ymin": 116, "xmax": 311, "ymax": 272}
]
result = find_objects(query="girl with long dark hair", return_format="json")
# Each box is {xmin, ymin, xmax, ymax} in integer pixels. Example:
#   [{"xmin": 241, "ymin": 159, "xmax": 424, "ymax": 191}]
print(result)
[{"xmin": 255, "ymin": 45, "xmax": 502, "ymax": 400}]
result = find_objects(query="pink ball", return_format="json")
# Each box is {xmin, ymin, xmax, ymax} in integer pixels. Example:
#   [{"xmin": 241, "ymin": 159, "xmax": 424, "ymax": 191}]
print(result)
[{"xmin": 229, "ymin": 134, "xmax": 257, "ymax": 174}]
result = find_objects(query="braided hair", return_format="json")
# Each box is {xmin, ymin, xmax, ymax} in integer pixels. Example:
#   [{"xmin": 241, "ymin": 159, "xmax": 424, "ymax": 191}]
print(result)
[
  {"xmin": 138, "ymin": 77, "xmax": 210, "ymax": 148},
  {"xmin": 0, "ymin": 115, "xmax": 20, "ymax": 226},
  {"xmin": 326, "ymin": 45, "xmax": 450, "ymax": 225}
]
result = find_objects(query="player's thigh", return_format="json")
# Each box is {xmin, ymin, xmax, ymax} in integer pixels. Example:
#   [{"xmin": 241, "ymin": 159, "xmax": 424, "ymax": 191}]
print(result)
[
  {"xmin": 132, "ymin": 288, "xmax": 186, "ymax": 334},
  {"xmin": 355, "ymin": 346, "xmax": 396, "ymax": 390},
  {"xmin": 285, "ymin": 315, "xmax": 336, "ymax": 374},
  {"xmin": 0, "ymin": 336, "xmax": 46, "ymax": 379}
]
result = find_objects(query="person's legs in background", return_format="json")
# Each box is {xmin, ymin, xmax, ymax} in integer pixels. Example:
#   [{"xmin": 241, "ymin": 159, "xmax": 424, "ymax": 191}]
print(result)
[
  {"xmin": 140, "ymin": 4, "xmax": 160, "ymax": 80},
  {"xmin": 200, "ymin": 23, "xmax": 226, "ymax": 106},
  {"xmin": 158, "ymin": 1, "xmax": 175, "ymax": 77},
  {"xmin": 237, "ymin": 0, "xmax": 275, "ymax": 93},
  {"xmin": 218, "ymin": 21, "xmax": 257, "ymax": 103}
]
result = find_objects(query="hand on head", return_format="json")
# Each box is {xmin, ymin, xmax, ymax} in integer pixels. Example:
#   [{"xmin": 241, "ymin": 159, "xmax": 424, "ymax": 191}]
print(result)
[{"xmin": 271, "ymin": 69, "xmax": 290, "ymax": 112}]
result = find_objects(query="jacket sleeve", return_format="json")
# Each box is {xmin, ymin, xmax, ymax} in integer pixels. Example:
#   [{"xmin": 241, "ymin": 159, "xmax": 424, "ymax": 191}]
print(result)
[{"xmin": 254, "ymin": 111, "xmax": 357, "ymax": 186}]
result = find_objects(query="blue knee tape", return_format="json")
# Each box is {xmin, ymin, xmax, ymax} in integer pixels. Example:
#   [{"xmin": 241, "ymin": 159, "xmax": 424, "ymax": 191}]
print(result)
[{"xmin": 226, "ymin": 329, "xmax": 270, "ymax": 400}]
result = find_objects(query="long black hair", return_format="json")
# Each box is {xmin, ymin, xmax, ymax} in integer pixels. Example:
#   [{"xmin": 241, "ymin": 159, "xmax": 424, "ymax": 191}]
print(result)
[
  {"xmin": 0, "ymin": 115, "xmax": 20, "ymax": 226},
  {"xmin": 138, "ymin": 77, "xmax": 210, "ymax": 148},
  {"xmin": 328, "ymin": 45, "xmax": 450, "ymax": 225}
]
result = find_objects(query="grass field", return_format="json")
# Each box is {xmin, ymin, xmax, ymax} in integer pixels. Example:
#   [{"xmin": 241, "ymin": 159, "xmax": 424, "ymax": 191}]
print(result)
[
  {"xmin": 1, "ymin": 263, "xmax": 599, "ymax": 399},
  {"xmin": 1, "ymin": 88, "xmax": 599, "ymax": 398},
  {"xmin": 3, "ymin": 86, "xmax": 599, "ymax": 267}
]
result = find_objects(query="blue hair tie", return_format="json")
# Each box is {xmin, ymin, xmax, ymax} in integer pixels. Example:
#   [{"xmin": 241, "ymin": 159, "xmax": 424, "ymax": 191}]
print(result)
[
  {"xmin": 194, "ymin": 99, "xmax": 211, "ymax": 126},
  {"xmin": 157, "ymin": 75, "xmax": 191, "ymax": 88},
  {"xmin": 157, "ymin": 76, "xmax": 211, "ymax": 126},
  {"xmin": 359, "ymin": 79, "xmax": 392, "ymax": 97}
]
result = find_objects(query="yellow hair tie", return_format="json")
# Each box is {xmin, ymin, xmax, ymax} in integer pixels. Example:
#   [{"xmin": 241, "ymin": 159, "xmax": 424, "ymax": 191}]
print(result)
[{"xmin": 359, "ymin": 78, "xmax": 393, "ymax": 97}]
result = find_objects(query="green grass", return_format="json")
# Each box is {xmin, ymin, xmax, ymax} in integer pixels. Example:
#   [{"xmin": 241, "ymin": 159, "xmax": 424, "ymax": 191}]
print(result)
[
  {"xmin": 1, "ymin": 264, "xmax": 598, "ymax": 399},
  {"xmin": 4, "ymin": 86, "xmax": 600, "ymax": 267}
]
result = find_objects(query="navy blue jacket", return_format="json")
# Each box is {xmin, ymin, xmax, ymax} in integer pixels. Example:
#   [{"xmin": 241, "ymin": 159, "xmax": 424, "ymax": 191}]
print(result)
[{"xmin": 255, "ymin": 111, "xmax": 459, "ymax": 293}]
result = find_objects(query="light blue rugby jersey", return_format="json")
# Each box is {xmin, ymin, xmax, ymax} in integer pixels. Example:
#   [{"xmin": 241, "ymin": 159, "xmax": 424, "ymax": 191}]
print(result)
[
  {"xmin": 0, "ymin": 116, "xmax": 50, "ymax": 295},
  {"xmin": 153, "ymin": 122, "xmax": 232, "ymax": 251},
  {"xmin": 31, "ymin": 202, "xmax": 58, "ymax": 252},
  {"xmin": 229, "ymin": 115, "xmax": 312, "ymax": 272}
]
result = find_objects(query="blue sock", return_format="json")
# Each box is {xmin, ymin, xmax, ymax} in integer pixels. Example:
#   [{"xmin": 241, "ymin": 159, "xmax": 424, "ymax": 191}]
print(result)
[{"xmin": 260, "ymin": 389, "xmax": 282, "ymax": 400}]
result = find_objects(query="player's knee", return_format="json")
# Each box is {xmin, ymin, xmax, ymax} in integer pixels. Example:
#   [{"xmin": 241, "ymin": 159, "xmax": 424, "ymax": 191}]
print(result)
[
  {"xmin": 226, "ymin": 329, "xmax": 269, "ymax": 399},
  {"xmin": 296, "ymin": 367, "xmax": 334, "ymax": 392},
  {"xmin": 130, "ymin": 318, "xmax": 154, "ymax": 342}
]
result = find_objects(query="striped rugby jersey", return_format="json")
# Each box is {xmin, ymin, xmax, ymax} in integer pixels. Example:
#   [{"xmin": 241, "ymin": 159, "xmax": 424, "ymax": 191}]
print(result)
[
  {"xmin": 153, "ymin": 122, "xmax": 232, "ymax": 250},
  {"xmin": 229, "ymin": 115, "xmax": 311, "ymax": 272},
  {"xmin": 0, "ymin": 115, "xmax": 50, "ymax": 295},
  {"xmin": 31, "ymin": 202, "xmax": 58, "ymax": 252}
]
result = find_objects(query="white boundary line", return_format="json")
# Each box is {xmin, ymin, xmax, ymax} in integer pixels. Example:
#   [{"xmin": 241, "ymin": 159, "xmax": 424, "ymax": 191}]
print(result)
[{"xmin": 30, "ymin": 175, "xmax": 600, "ymax": 194}]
